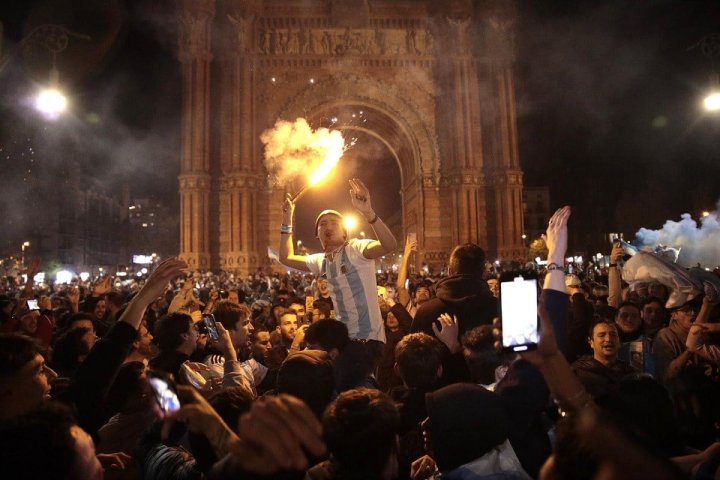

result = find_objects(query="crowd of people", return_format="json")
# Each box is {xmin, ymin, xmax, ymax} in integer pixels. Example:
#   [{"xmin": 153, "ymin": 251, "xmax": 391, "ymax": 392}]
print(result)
[{"xmin": 1, "ymin": 187, "xmax": 720, "ymax": 479}]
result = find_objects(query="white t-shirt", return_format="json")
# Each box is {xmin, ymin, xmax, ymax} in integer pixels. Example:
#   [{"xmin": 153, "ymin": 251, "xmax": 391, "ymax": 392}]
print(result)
[{"xmin": 305, "ymin": 239, "xmax": 386, "ymax": 343}]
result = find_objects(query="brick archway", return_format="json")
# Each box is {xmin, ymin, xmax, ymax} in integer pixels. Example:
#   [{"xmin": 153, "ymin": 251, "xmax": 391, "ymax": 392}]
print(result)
[{"xmin": 176, "ymin": 0, "xmax": 526, "ymax": 274}]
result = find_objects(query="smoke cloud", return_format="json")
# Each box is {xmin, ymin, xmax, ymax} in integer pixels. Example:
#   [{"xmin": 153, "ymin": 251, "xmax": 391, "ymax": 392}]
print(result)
[
  {"xmin": 634, "ymin": 200, "xmax": 720, "ymax": 268},
  {"xmin": 260, "ymin": 118, "xmax": 345, "ymax": 188}
]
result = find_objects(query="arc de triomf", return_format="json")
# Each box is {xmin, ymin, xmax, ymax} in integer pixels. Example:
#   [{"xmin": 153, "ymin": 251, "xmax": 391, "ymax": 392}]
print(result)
[{"xmin": 176, "ymin": 0, "xmax": 525, "ymax": 275}]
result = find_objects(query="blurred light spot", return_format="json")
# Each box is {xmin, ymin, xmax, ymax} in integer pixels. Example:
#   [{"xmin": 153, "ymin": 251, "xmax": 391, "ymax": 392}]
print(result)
[{"xmin": 651, "ymin": 115, "xmax": 668, "ymax": 128}]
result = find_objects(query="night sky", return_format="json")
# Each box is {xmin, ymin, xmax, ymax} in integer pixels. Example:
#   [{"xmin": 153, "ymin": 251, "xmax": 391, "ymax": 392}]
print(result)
[{"xmin": 1, "ymin": 0, "xmax": 719, "ymax": 257}]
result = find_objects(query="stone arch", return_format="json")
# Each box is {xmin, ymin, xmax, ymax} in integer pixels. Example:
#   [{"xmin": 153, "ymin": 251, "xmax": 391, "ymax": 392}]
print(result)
[
  {"xmin": 274, "ymin": 74, "xmax": 440, "ymax": 243},
  {"xmin": 276, "ymin": 73, "xmax": 440, "ymax": 191}
]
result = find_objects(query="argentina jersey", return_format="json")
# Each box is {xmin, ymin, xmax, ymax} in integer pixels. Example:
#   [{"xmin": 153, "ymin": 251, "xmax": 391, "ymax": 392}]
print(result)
[{"xmin": 306, "ymin": 239, "xmax": 386, "ymax": 343}]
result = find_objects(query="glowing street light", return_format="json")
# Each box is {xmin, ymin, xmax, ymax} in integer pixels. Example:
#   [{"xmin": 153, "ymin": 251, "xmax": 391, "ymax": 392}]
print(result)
[
  {"xmin": 0, "ymin": 25, "xmax": 89, "ymax": 119},
  {"xmin": 343, "ymin": 214, "xmax": 358, "ymax": 234},
  {"xmin": 693, "ymin": 34, "xmax": 720, "ymax": 112},
  {"xmin": 704, "ymin": 92, "xmax": 720, "ymax": 111},
  {"xmin": 35, "ymin": 87, "xmax": 67, "ymax": 116}
]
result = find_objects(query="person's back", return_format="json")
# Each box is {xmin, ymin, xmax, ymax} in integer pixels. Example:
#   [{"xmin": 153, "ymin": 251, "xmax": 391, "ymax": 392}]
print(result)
[{"xmin": 411, "ymin": 244, "xmax": 497, "ymax": 384}]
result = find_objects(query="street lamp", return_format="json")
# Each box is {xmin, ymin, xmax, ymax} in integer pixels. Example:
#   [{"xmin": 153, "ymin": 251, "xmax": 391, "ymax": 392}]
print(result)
[
  {"xmin": 21, "ymin": 241, "xmax": 30, "ymax": 269},
  {"xmin": 0, "ymin": 24, "xmax": 90, "ymax": 119},
  {"xmin": 692, "ymin": 33, "xmax": 720, "ymax": 112},
  {"xmin": 343, "ymin": 214, "xmax": 358, "ymax": 236}
]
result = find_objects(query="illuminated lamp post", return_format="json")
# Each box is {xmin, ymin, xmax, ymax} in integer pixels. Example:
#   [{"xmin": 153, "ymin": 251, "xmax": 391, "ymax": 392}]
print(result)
[
  {"xmin": 692, "ymin": 33, "xmax": 720, "ymax": 112},
  {"xmin": 0, "ymin": 24, "xmax": 90, "ymax": 118}
]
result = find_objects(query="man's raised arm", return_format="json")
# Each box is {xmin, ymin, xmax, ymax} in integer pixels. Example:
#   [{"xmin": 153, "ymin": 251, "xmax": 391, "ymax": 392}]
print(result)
[
  {"xmin": 349, "ymin": 178, "xmax": 397, "ymax": 259},
  {"xmin": 278, "ymin": 195, "xmax": 311, "ymax": 272}
]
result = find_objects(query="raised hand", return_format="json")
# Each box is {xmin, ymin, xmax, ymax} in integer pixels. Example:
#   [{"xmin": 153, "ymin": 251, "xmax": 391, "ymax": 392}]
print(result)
[
  {"xmin": 215, "ymin": 322, "xmax": 238, "ymax": 362},
  {"xmin": 544, "ymin": 206, "xmax": 571, "ymax": 265},
  {"xmin": 26, "ymin": 257, "xmax": 41, "ymax": 278},
  {"xmin": 610, "ymin": 242, "xmax": 624, "ymax": 265},
  {"xmin": 93, "ymin": 276, "xmax": 112, "ymax": 296},
  {"xmin": 432, "ymin": 313, "xmax": 461, "ymax": 353},
  {"xmin": 282, "ymin": 192, "xmax": 296, "ymax": 216},
  {"xmin": 404, "ymin": 236, "xmax": 418, "ymax": 254},
  {"xmin": 349, "ymin": 178, "xmax": 374, "ymax": 218},
  {"xmin": 410, "ymin": 454, "xmax": 438, "ymax": 480},
  {"xmin": 233, "ymin": 394, "xmax": 326, "ymax": 474},
  {"xmin": 137, "ymin": 258, "xmax": 188, "ymax": 303}
]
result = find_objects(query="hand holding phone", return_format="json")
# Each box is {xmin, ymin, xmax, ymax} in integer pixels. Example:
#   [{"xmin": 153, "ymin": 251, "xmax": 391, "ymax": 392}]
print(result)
[
  {"xmin": 499, "ymin": 273, "xmax": 539, "ymax": 352},
  {"xmin": 202, "ymin": 314, "xmax": 220, "ymax": 342},
  {"xmin": 148, "ymin": 372, "xmax": 181, "ymax": 414}
]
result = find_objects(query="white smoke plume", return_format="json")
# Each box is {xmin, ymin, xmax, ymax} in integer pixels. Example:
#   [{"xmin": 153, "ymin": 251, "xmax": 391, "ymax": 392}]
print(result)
[
  {"xmin": 635, "ymin": 201, "xmax": 720, "ymax": 268},
  {"xmin": 261, "ymin": 118, "xmax": 345, "ymax": 188}
]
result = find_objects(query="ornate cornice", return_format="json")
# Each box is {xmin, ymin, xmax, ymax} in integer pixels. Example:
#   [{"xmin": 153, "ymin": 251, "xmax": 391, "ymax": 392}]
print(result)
[{"xmin": 177, "ymin": 0, "xmax": 216, "ymax": 61}]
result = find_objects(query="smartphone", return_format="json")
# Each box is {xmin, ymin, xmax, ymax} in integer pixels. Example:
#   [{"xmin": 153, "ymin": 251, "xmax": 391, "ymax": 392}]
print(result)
[
  {"xmin": 499, "ymin": 273, "xmax": 539, "ymax": 352},
  {"xmin": 407, "ymin": 232, "xmax": 417, "ymax": 244},
  {"xmin": 147, "ymin": 372, "xmax": 181, "ymax": 414},
  {"xmin": 305, "ymin": 295, "xmax": 314, "ymax": 315},
  {"xmin": 26, "ymin": 299, "xmax": 40, "ymax": 311},
  {"xmin": 202, "ymin": 314, "xmax": 220, "ymax": 341}
]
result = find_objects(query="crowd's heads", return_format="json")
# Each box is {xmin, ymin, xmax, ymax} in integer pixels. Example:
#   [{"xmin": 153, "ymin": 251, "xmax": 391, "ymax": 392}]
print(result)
[
  {"xmin": 251, "ymin": 327, "xmax": 272, "ymax": 363},
  {"xmin": 213, "ymin": 300, "xmax": 253, "ymax": 347},
  {"xmin": 424, "ymin": 383, "xmax": 509, "ymax": 472},
  {"xmin": 304, "ymin": 319, "xmax": 349, "ymax": 358},
  {"xmin": 588, "ymin": 320, "xmax": 620, "ymax": 363},
  {"xmin": 322, "ymin": 388, "xmax": 399, "ymax": 476},
  {"xmin": 462, "ymin": 325, "xmax": 502, "ymax": 385},
  {"xmin": 132, "ymin": 322, "xmax": 156, "ymax": 359},
  {"xmin": 394, "ymin": 333, "xmax": 442, "ymax": 389},
  {"xmin": 15, "ymin": 306, "xmax": 40, "ymax": 336},
  {"xmin": 669, "ymin": 298, "xmax": 702, "ymax": 330},
  {"xmin": 0, "ymin": 333, "xmax": 57, "ymax": 419},
  {"xmin": 276, "ymin": 309, "xmax": 299, "ymax": 344},
  {"xmin": 412, "ymin": 280, "xmax": 434, "ymax": 304},
  {"xmin": 277, "ymin": 350, "xmax": 335, "ymax": 419},
  {"xmin": 0, "ymin": 402, "xmax": 103, "ymax": 479},
  {"xmin": 448, "ymin": 243, "xmax": 486, "ymax": 277},
  {"xmin": 640, "ymin": 297, "xmax": 667, "ymax": 337},
  {"xmin": 315, "ymin": 210, "xmax": 348, "ymax": 242},
  {"xmin": 614, "ymin": 302, "xmax": 642, "ymax": 337},
  {"xmin": 153, "ymin": 312, "xmax": 196, "ymax": 352},
  {"xmin": 105, "ymin": 361, "xmax": 153, "ymax": 415},
  {"xmin": 59, "ymin": 312, "xmax": 96, "ymax": 335},
  {"xmin": 51, "ymin": 327, "xmax": 95, "ymax": 376}
]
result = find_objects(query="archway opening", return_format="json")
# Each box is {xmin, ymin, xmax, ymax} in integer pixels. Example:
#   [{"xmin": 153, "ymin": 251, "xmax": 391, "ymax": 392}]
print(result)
[{"xmin": 289, "ymin": 104, "xmax": 405, "ymax": 255}]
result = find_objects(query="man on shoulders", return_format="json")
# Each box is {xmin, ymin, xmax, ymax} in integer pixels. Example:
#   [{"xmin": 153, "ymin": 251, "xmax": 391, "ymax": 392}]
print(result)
[{"xmin": 279, "ymin": 178, "xmax": 397, "ymax": 351}]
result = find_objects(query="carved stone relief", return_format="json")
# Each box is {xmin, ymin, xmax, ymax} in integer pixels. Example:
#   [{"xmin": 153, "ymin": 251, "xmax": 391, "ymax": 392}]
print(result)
[{"xmin": 256, "ymin": 27, "xmax": 434, "ymax": 56}]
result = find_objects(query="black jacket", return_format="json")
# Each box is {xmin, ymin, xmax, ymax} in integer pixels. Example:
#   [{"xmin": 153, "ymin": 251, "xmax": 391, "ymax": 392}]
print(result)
[
  {"xmin": 410, "ymin": 274, "xmax": 497, "ymax": 384},
  {"xmin": 571, "ymin": 355, "xmax": 636, "ymax": 398}
]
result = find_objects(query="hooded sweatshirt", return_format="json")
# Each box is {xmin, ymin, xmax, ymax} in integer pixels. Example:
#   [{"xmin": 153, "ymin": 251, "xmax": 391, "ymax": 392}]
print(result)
[
  {"xmin": 411, "ymin": 274, "xmax": 497, "ymax": 384},
  {"xmin": 425, "ymin": 383, "xmax": 531, "ymax": 479}
]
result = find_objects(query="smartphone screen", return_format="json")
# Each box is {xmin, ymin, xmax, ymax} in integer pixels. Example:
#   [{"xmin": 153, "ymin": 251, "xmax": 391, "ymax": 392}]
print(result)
[
  {"xmin": 305, "ymin": 295, "xmax": 314, "ymax": 315},
  {"xmin": 26, "ymin": 299, "xmax": 40, "ymax": 311},
  {"xmin": 499, "ymin": 274, "xmax": 539, "ymax": 352},
  {"xmin": 407, "ymin": 232, "xmax": 417, "ymax": 244},
  {"xmin": 148, "ymin": 375, "xmax": 180, "ymax": 414},
  {"xmin": 202, "ymin": 314, "xmax": 220, "ymax": 341}
]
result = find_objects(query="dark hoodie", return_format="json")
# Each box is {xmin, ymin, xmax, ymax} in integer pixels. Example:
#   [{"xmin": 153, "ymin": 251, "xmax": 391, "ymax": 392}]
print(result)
[
  {"xmin": 425, "ymin": 383, "xmax": 509, "ymax": 473},
  {"xmin": 411, "ymin": 274, "xmax": 497, "ymax": 384}
]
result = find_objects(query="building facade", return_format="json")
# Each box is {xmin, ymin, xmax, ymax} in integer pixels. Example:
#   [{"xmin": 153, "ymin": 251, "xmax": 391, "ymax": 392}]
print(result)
[{"xmin": 177, "ymin": 0, "xmax": 525, "ymax": 274}]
